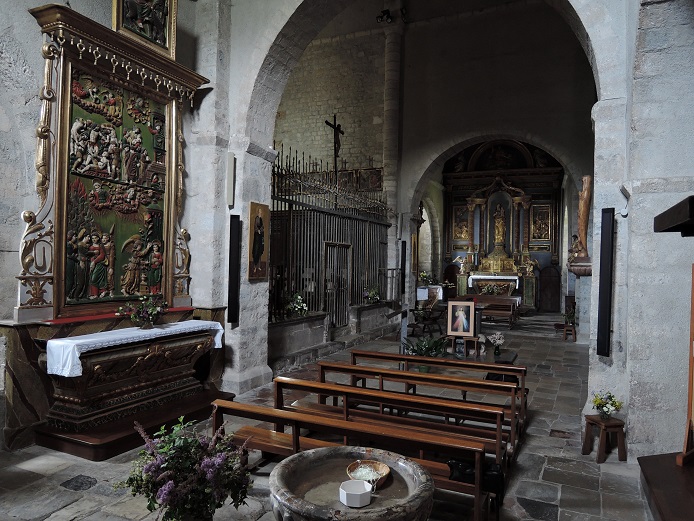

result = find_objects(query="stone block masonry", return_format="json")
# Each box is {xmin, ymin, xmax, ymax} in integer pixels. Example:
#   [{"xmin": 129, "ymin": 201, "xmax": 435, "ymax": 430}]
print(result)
[{"xmin": 274, "ymin": 31, "xmax": 385, "ymax": 169}]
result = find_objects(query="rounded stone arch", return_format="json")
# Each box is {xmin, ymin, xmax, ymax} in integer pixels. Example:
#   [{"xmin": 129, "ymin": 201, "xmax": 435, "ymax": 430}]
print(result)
[
  {"xmin": 552, "ymin": 0, "xmax": 630, "ymax": 101},
  {"xmin": 244, "ymin": 0, "xmax": 353, "ymax": 149},
  {"xmin": 419, "ymin": 196, "xmax": 443, "ymax": 279},
  {"xmin": 407, "ymin": 130, "xmax": 589, "ymax": 216}
]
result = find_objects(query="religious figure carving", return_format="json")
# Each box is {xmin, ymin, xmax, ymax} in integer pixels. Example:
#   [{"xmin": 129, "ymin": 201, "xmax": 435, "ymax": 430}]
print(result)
[
  {"xmin": 568, "ymin": 234, "xmax": 588, "ymax": 263},
  {"xmin": 577, "ymin": 175, "xmax": 592, "ymax": 257},
  {"xmin": 494, "ymin": 204, "xmax": 506, "ymax": 245}
]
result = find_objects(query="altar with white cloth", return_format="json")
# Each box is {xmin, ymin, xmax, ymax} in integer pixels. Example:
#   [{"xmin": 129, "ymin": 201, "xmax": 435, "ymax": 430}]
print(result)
[
  {"xmin": 46, "ymin": 320, "xmax": 224, "ymax": 377},
  {"xmin": 38, "ymin": 320, "xmax": 225, "ymax": 435}
]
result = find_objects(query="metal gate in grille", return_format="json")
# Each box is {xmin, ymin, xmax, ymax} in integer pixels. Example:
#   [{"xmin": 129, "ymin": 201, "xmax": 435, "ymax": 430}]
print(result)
[
  {"xmin": 269, "ymin": 147, "xmax": 392, "ymax": 326},
  {"xmin": 323, "ymin": 242, "xmax": 351, "ymax": 327}
]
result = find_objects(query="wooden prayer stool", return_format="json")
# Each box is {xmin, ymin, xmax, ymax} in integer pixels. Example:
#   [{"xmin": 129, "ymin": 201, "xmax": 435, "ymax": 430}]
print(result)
[
  {"xmin": 582, "ymin": 414, "xmax": 627, "ymax": 463},
  {"xmin": 563, "ymin": 324, "xmax": 576, "ymax": 341}
]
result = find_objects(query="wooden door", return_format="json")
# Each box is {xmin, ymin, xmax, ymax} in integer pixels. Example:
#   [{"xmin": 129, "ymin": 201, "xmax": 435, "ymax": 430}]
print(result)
[{"xmin": 539, "ymin": 266, "xmax": 560, "ymax": 312}]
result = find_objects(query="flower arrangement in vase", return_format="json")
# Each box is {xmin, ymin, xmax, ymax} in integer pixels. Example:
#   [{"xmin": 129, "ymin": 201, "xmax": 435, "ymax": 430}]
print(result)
[
  {"xmin": 117, "ymin": 295, "xmax": 168, "ymax": 329},
  {"xmin": 591, "ymin": 390, "xmax": 623, "ymax": 420},
  {"xmin": 117, "ymin": 417, "xmax": 251, "ymax": 521},
  {"xmin": 419, "ymin": 271, "xmax": 437, "ymax": 286},
  {"xmin": 363, "ymin": 285, "xmax": 380, "ymax": 304},
  {"xmin": 286, "ymin": 293, "xmax": 308, "ymax": 317},
  {"xmin": 488, "ymin": 332, "xmax": 505, "ymax": 356}
]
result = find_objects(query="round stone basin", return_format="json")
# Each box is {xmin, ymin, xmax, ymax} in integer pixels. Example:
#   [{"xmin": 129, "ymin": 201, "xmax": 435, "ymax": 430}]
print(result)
[{"xmin": 269, "ymin": 446, "xmax": 434, "ymax": 521}]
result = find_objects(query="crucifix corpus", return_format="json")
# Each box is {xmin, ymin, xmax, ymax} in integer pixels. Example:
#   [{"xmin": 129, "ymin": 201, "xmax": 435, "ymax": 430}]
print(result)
[{"xmin": 325, "ymin": 114, "xmax": 345, "ymax": 180}]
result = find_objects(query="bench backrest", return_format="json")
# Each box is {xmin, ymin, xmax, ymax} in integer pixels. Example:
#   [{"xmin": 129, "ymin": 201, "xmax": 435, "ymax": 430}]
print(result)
[
  {"xmin": 212, "ymin": 398, "xmax": 486, "ymax": 460},
  {"xmin": 273, "ymin": 376, "xmax": 505, "ymax": 420},
  {"xmin": 350, "ymin": 349, "xmax": 526, "ymax": 379},
  {"xmin": 318, "ymin": 360, "xmax": 518, "ymax": 396}
]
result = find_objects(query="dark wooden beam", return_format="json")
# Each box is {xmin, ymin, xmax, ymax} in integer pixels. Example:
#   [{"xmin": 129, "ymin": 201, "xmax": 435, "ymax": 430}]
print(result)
[{"xmin": 654, "ymin": 195, "xmax": 694, "ymax": 237}]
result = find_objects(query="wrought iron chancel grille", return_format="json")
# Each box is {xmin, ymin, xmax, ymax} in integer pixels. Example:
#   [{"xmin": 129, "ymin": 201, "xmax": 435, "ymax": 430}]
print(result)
[{"xmin": 270, "ymin": 147, "xmax": 391, "ymax": 327}]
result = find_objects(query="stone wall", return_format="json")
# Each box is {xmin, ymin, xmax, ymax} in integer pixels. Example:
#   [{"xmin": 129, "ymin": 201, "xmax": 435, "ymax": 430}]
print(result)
[
  {"xmin": 620, "ymin": 0, "xmax": 694, "ymax": 458},
  {"xmin": 274, "ymin": 30, "xmax": 385, "ymax": 168}
]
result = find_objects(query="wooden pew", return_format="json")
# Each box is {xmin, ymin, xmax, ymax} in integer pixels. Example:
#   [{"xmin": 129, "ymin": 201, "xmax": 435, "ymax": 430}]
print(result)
[
  {"xmin": 273, "ymin": 376, "xmax": 508, "ymax": 466},
  {"xmin": 212, "ymin": 399, "xmax": 489, "ymax": 521},
  {"xmin": 348, "ymin": 348, "xmax": 528, "ymax": 431},
  {"xmin": 317, "ymin": 361, "xmax": 521, "ymax": 455},
  {"xmin": 462, "ymin": 295, "xmax": 521, "ymax": 328}
]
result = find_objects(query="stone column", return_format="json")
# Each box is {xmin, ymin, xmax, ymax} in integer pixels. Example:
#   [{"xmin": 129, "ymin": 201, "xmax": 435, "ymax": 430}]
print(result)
[{"xmin": 382, "ymin": 21, "xmax": 404, "ymax": 268}]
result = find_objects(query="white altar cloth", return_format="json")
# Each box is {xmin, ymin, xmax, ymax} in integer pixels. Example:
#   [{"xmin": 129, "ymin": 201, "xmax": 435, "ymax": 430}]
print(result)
[
  {"xmin": 467, "ymin": 274, "xmax": 520, "ymax": 288},
  {"xmin": 46, "ymin": 320, "xmax": 224, "ymax": 377}
]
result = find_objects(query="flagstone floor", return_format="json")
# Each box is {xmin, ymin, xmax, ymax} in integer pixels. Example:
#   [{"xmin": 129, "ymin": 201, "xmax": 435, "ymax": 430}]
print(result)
[{"xmin": 0, "ymin": 313, "xmax": 653, "ymax": 521}]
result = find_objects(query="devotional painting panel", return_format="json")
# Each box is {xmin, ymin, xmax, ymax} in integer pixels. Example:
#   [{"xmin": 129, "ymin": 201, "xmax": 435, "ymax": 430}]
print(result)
[
  {"xmin": 357, "ymin": 168, "xmax": 383, "ymax": 191},
  {"xmin": 113, "ymin": 0, "xmax": 177, "ymax": 58},
  {"xmin": 452, "ymin": 206, "xmax": 470, "ymax": 243},
  {"xmin": 447, "ymin": 301, "xmax": 475, "ymax": 337},
  {"xmin": 249, "ymin": 202, "xmax": 270, "ymax": 281},
  {"xmin": 62, "ymin": 66, "xmax": 170, "ymax": 313},
  {"xmin": 530, "ymin": 204, "xmax": 551, "ymax": 245}
]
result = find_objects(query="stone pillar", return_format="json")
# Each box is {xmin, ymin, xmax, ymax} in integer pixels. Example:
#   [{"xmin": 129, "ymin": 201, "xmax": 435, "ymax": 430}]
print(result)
[{"xmin": 382, "ymin": 21, "xmax": 404, "ymax": 268}]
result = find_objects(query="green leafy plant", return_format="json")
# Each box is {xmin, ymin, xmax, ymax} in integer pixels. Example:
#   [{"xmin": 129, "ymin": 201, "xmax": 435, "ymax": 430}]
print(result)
[
  {"xmin": 403, "ymin": 335, "xmax": 448, "ymax": 357},
  {"xmin": 481, "ymin": 284, "xmax": 504, "ymax": 295},
  {"xmin": 116, "ymin": 295, "xmax": 168, "ymax": 326},
  {"xmin": 117, "ymin": 417, "xmax": 251, "ymax": 521},
  {"xmin": 563, "ymin": 306, "xmax": 576, "ymax": 324},
  {"xmin": 286, "ymin": 293, "xmax": 308, "ymax": 316},
  {"xmin": 362, "ymin": 285, "xmax": 380, "ymax": 303},
  {"xmin": 419, "ymin": 271, "xmax": 437, "ymax": 286}
]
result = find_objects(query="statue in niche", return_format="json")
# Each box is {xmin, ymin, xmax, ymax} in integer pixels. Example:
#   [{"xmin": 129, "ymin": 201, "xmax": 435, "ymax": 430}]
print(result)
[
  {"xmin": 568, "ymin": 234, "xmax": 588, "ymax": 263},
  {"xmin": 493, "ymin": 204, "xmax": 506, "ymax": 245}
]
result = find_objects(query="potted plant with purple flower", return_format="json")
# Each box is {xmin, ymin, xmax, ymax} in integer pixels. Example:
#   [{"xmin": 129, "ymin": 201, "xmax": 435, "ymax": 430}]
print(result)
[{"xmin": 117, "ymin": 417, "xmax": 251, "ymax": 521}]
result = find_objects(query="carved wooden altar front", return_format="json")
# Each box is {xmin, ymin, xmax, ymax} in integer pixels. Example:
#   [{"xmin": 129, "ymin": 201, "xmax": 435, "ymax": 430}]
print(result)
[{"xmin": 39, "ymin": 321, "xmax": 222, "ymax": 432}]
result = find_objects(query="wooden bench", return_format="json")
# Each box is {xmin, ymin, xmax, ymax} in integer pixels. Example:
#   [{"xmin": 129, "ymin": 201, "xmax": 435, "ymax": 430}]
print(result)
[
  {"xmin": 349, "ymin": 348, "xmax": 528, "ymax": 431},
  {"xmin": 273, "ymin": 376, "xmax": 509, "ymax": 466},
  {"xmin": 211, "ymin": 399, "xmax": 490, "ymax": 521},
  {"xmin": 461, "ymin": 295, "xmax": 521, "ymax": 329},
  {"xmin": 317, "ymin": 360, "xmax": 521, "ymax": 455}
]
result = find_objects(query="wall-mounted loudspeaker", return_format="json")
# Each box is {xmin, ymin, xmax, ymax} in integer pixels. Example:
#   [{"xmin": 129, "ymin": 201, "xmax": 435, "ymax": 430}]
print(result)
[{"xmin": 596, "ymin": 208, "xmax": 615, "ymax": 356}]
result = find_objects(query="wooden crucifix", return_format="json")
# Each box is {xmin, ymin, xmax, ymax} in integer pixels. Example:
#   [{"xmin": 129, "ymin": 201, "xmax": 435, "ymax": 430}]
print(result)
[{"xmin": 325, "ymin": 114, "xmax": 344, "ymax": 178}]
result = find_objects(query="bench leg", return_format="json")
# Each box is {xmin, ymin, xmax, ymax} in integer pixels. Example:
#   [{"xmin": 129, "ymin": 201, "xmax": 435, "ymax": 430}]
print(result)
[
  {"xmin": 616, "ymin": 430, "xmax": 627, "ymax": 461},
  {"xmin": 581, "ymin": 423, "xmax": 593, "ymax": 455},
  {"xmin": 597, "ymin": 428, "xmax": 608, "ymax": 463}
]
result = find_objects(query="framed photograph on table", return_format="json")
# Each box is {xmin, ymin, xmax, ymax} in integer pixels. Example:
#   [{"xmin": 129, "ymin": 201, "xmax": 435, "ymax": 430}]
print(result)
[
  {"xmin": 113, "ymin": 0, "xmax": 178, "ymax": 58},
  {"xmin": 447, "ymin": 301, "xmax": 475, "ymax": 337}
]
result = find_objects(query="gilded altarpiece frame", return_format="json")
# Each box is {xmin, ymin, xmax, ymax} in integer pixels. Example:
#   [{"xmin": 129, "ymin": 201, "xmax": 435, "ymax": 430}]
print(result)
[
  {"xmin": 18, "ymin": 5, "xmax": 208, "ymax": 321},
  {"xmin": 452, "ymin": 205, "xmax": 470, "ymax": 246},
  {"xmin": 529, "ymin": 203, "xmax": 552, "ymax": 252}
]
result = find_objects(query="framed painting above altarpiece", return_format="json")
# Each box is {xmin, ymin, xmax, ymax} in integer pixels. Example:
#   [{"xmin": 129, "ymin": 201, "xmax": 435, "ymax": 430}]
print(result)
[
  {"xmin": 452, "ymin": 205, "xmax": 470, "ymax": 243},
  {"xmin": 530, "ymin": 204, "xmax": 552, "ymax": 245},
  {"xmin": 113, "ymin": 0, "xmax": 178, "ymax": 58}
]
